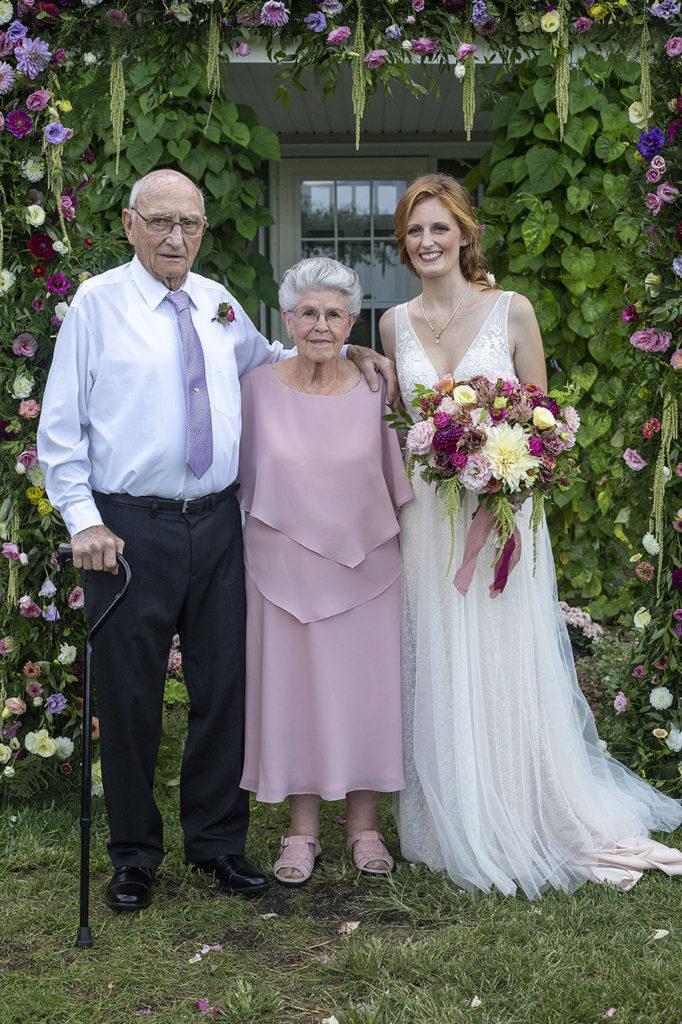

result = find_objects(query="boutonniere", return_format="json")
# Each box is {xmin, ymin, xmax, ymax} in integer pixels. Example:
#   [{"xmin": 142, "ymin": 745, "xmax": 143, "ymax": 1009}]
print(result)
[{"xmin": 212, "ymin": 302, "xmax": 235, "ymax": 325}]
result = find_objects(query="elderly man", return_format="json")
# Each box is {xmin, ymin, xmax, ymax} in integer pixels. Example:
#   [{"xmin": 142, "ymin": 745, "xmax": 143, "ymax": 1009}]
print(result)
[{"xmin": 38, "ymin": 169, "xmax": 394, "ymax": 912}]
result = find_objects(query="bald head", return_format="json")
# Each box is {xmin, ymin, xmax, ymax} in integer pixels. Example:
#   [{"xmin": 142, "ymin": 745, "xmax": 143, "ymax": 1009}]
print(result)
[{"xmin": 129, "ymin": 169, "xmax": 205, "ymax": 214}]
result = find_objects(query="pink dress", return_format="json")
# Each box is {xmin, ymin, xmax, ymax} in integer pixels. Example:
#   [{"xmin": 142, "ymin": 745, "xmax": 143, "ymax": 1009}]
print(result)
[{"xmin": 238, "ymin": 364, "xmax": 413, "ymax": 803}]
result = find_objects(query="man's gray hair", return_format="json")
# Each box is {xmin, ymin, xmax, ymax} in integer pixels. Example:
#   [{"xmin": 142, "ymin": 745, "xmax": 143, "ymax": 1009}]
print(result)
[
  {"xmin": 279, "ymin": 257, "xmax": 363, "ymax": 316},
  {"xmin": 128, "ymin": 174, "xmax": 206, "ymax": 213}
]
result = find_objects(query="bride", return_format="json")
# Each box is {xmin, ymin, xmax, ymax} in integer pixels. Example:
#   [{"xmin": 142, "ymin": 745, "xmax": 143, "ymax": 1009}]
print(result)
[{"xmin": 379, "ymin": 173, "xmax": 682, "ymax": 898}]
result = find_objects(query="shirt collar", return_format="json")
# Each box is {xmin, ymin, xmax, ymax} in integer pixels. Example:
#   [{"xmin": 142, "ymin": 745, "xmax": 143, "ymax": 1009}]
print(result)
[{"xmin": 130, "ymin": 255, "xmax": 197, "ymax": 310}]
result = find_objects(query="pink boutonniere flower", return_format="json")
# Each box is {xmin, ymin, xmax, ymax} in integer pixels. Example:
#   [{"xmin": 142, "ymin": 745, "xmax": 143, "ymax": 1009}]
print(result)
[{"xmin": 212, "ymin": 302, "xmax": 235, "ymax": 326}]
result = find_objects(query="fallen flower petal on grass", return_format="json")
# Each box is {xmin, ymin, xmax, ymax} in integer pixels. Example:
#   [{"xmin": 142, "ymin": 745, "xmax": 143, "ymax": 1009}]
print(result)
[
  {"xmin": 651, "ymin": 929, "xmax": 669, "ymax": 940},
  {"xmin": 338, "ymin": 921, "xmax": 360, "ymax": 936},
  {"xmin": 195, "ymin": 999, "xmax": 221, "ymax": 1019},
  {"xmin": 259, "ymin": 913, "xmax": 278, "ymax": 920},
  {"xmin": 332, "ymin": 816, "xmax": 347, "ymax": 825},
  {"xmin": 602, "ymin": 1010, "xmax": 617, "ymax": 1018},
  {"xmin": 199, "ymin": 944, "xmax": 222, "ymax": 953},
  {"xmin": 322, "ymin": 1017, "xmax": 340, "ymax": 1024},
  {"xmin": 319, "ymin": 954, "xmax": 329, "ymax": 964},
  {"xmin": 188, "ymin": 953, "xmax": 202, "ymax": 964},
  {"xmin": 471, "ymin": 995, "xmax": 482, "ymax": 1007},
  {"xmin": 135, "ymin": 1012, "xmax": 151, "ymax": 1017}
]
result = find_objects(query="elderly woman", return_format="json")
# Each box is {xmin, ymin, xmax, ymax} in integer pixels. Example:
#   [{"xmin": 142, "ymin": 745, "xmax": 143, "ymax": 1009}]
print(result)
[{"xmin": 238, "ymin": 257, "xmax": 413, "ymax": 886}]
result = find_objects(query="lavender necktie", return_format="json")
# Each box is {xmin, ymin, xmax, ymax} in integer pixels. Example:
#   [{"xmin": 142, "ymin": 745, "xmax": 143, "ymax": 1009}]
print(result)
[{"xmin": 166, "ymin": 289, "xmax": 214, "ymax": 479}]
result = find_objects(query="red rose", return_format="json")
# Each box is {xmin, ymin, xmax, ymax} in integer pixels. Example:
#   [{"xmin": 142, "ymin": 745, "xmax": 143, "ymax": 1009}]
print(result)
[{"xmin": 27, "ymin": 233, "xmax": 55, "ymax": 260}]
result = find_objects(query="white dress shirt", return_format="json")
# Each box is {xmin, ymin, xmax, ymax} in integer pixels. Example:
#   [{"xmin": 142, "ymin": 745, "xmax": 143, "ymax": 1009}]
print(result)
[{"xmin": 37, "ymin": 256, "xmax": 288, "ymax": 537}]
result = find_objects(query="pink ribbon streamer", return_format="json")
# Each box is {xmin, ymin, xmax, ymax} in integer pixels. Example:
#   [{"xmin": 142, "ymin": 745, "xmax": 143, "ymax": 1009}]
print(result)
[{"xmin": 453, "ymin": 503, "xmax": 522, "ymax": 598}]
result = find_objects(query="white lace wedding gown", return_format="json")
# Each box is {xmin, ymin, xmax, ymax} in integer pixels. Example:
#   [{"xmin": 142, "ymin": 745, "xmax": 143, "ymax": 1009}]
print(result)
[{"xmin": 394, "ymin": 291, "xmax": 682, "ymax": 898}]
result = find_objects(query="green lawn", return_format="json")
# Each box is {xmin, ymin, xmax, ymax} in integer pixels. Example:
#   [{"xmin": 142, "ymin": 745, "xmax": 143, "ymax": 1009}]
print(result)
[{"xmin": 1, "ymin": 712, "xmax": 680, "ymax": 1024}]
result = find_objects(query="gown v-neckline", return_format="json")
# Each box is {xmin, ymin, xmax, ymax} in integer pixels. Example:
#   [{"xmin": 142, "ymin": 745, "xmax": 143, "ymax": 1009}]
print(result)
[{"xmin": 405, "ymin": 291, "xmax": 505, "ymax": 381}]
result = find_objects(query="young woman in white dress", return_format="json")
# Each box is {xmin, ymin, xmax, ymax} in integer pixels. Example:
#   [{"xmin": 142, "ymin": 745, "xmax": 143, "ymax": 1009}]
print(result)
[{"xmin": 379, "ymin": 173, "xmax": 682, "ymax": 898}]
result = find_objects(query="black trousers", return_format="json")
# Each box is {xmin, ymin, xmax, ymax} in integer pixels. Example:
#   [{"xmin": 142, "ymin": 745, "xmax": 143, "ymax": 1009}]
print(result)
[{"xmin": 82, "ymin": 489, "xmax": 249, "ymax": 869}]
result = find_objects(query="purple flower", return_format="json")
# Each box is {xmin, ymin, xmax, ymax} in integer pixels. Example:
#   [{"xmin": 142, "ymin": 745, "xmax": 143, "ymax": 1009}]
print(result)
[
  {"xmin": 613, "ymin": 691, "xmax": 628, "ymax": 712},
  {"xmin": 621, "ymin": 305, "xmax": 639, "ymax": 323},
  {"xmin": 304, "ymin": 11, "xmax": 327, "ymax": 31},
  {"xmin": 18, "ymin": 447, "xmax": 38, "ymax": 469},
  {"xmin": 671, "ymin": 348, "xmax": 682, "ymax": 368},
  {"xmin": 623, "ymin": 448, "xmax": 647, "ymax": 471},
  {"xmin": 260, "ymin": 1, "xmax": 289, "ymax": 27},
  {"xmin": 574, "ymin": 16, "xmax": 593, "ymax": 31},
  {"xmin": 2, "ymin": 721, "xmax": 22, "ymax": 741},
  {"xmin": 46, "ymin": 273, "xmax": 71, "ymax": 295},
  {"xmin": 433, "ymin": 422, "xmax": 464, "ymax": 454},
  {"xmin": 637, "ymin": 127, "xmax": 665, "ymax": 161},
  {"xmin": 234, "ymin": 42, "xmax": 250, "ymax": 56},
  {"xmin": 0, "ymin": 32, "xmax": 14, "ymax": 58},
  {"xmin": 657, "ymin": 181, "xmax": 680, "ymax": 202},
  {"xmin": 12, "ymin": 333, "xmax": 37, "ymax": 358},
  {"xmin": 105, "ymin": 9, "xmax": 131, "ymax": 27},
  {"xmin": 14, "ymin": 36, "xmax": 51, "ymax": 80},
  {"xmin": 673, "ymin": 257, "xmax": 682, "ymax": 279},
  {"xmin": 630, "ymin": 328, "xmax": 671, "ymax": 352},
  {"xmin": 45, "ymin": 692, "xmax": 67, "ymax": 714},
  {"xmin": 365, "ymin": 48, "xmax": 388, "ymax": 68},
  {"xmin": 649, "ymin": 0, "xmax": 681, "ymax": 18},
  {"xmin": 411, "ymin": 37, "xmax": 439, "ymax": 54},
  {"xmin": 672, "ymin": 567, "xmax": 682, "ymax": 591},
  {"xmin": 44, "ymin": 121, "xmax": 67, "ymax": 144},
  {"xmin": 674, "ymin": 623, "xmax": 682, "ymax": 638},
  {"xmin": 668, "ymin": 117, "xmax": 682, "ymax": 145},
  {"xmin": 42, "ymin": 604, "xmax": 60, "ymax": 622},
  {"xmin": 666, "ymin": 36, "xmax": 682, "ymax": 56},
  {"xmin": 6, "ymin": 20, "xmax": 29, "ymax": 43},
  {"xmin": 633, "ymin": 665, "xmax": 645, "ymax": 678},
  {"xmin": 471, "ymin": 0, "xmax": 491, "ymax": 26},
  {"xmin": 450, "ymin": 452, "xmax": 469, "ymax": 468},
  {"xmin": 528, "ymin": 437, "xmax": 544, "ymax": 457},
  {"xmin": 82, "ymin": 148, "xmax": 95, "ymax": 165},
  {"xmin": 644, "ymin": 192, "xmax": 662, "ymax": 215},
  {"xmin": 386, "ymin": 23, "xmax": 402, "ymax": 40},
  {"xmin": 6, "ymin": 109, "xmax": 33, "ymax": 138},
  {"xmin": 3, "ymin": 543, "xmax": 20, "ymax": 561},
  {"xmin": 457, "ymin": 43, "xmax": 477, "ymax": 59},
  {"xmin": 0, "ymin": 60, "xmax": 15, "ymax": 94},
  {"xmin": 319, "ymin": 0, "xmax": 342, "ymax": 12}
]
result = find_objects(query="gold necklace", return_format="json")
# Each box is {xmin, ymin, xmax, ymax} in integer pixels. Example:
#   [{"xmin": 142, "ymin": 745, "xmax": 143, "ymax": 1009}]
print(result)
[{"xmin": 420, "ymin": 281, "xmax": 471, "ymax": 343}]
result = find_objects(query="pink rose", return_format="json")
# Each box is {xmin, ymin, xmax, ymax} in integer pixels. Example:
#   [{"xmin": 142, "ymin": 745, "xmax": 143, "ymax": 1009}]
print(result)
[
  {"xmin": 629, "ymin": 328, "xmax": 671, "ymax": 352},
  {"xmin": 645, "ymin": 192, "xmax": 662, "ymax": 215},
  {"xmin": 671, "ymin": 348, "xmax": 682, "ymax": 369},
  {"xmin": 666, "ymin": 36, "xmax": 682, "ymax": 57},
  {"xmin": 19, "ymin": 400, "xmax": 41, "ymax": 418},
  {"xmin": 26, "ymin": 89, "xmax": 50, "ymax": 111},
  {"xmin": 406, "ymin": 419, "xmax": 435, "ymax": 455},
  {"xmin": 633, "ymin": 665, "xmax": 645, "ymax": 678},
  {"xmin": 621, "ymin": 305, "xmax": 639, "ymax": 322},
  {"xmin": 18, "ymin": 447, "xmax": 38, "ymax": 469},
  {"xmin": 433, "ymin": 411, "xmax": 452, "ymax": 429},
  {"xmin": 657, "ymin": 181, "xmax": 680, "ymax": 202},
  {"xmin": 573, "ymin": 17, "xmax": 593, "ymax": 32},
  {"xmin": 234, "ymin": 43, "xmax": 251, "ymax": 56},
  {"xmin": 646, "ymin": 167, "xmax": 661, "ymax": 183},
  {"xmin": 365, "ymin": 49, "xmax": 388, "ymax": 68},
  {"xmin": 449, "ymin": 451, "xmax": 468, "ymax": 468},
  {"xmin": 2, "ymin": 543, "xmax": 20, "ymax": 561},
  {"xmin": 19, "ymin": 596, "xmax": 42, "ymax": 618},
  {"xmin": 5, "ymin": 697, "xmax": 27, "ymax": 715},
  {"xmin": 412, "ymin": 0, "xmax": 424, "ymax": 10},
  {"xmin": 326, "ymin": 26, "xmax": 351, "ymax": 45},
  {"xmin": 68, "ymin": 586, "xmax": 85, "ymax": 609},
  {"xmin": 651, "ymin": 155, "xmax": 666, "ymax": 172},
  {"xmin": 623, "ymin": 448, "xmax": 646, "ymax": 471},
  {"xmin": 613, "ymin": 691, "xmax": 628, "ymax": 713},
  {"xmin": 12, "ymin": 332, "xmax": 38, "ymax": 356},
  {"xmin": 457, "ymin": 43, "xmax": 477, "ymax": 59}
]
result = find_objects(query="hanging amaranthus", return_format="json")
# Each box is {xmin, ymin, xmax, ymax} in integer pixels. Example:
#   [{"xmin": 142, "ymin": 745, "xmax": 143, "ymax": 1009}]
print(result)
[
  {"xmin": 6, "ymin": 507, "xmax": 20, "ymax": 608},
  {"xmin": 110, "ymin": 49, "xmax": 125, "ymax": 174},
  {"xmin": 351, "ymin": 0, "xmax": 366, "ymax": 150},
  {"xmin": 204, "ymin": 7, "xmax": 221, "ymax": 131},
  {"xmin": 640, "ymin": 9, "xmax": 651, "ymax": 128},
  {"xmin": 462, "ymin": 25, "xmax": 475, "ymax": 142},
  {"xmin": 555, "ymin": 0, "xmax": 570, "ymax": 141},
  {"xmin": 0, "ymin": 185, "xmax": 5, "ymax": 273},
  {"xmin": 42, "ymin": 112, "xmax": 70, "ymax": 248},
  {"xmin": 652, "ymin": 387, "xmax": 679, "ymax": 590}
]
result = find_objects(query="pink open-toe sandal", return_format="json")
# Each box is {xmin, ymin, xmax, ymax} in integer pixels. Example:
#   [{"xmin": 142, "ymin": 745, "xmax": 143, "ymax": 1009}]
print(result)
[
  {"xmin": 273, "ymin": 835, "xmax": 322, "ymax": 887},
  {"xmin": 347, "ymin": 830, "xmax": 394, "ymax": 876}
]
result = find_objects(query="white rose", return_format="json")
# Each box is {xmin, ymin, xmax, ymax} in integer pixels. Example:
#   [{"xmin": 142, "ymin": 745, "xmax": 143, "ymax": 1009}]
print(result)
[
  {"xmin": 628, "ymin": 101, "xmax": 652, "ymax": 129},
  {"xmin": 663, "ymin": 466, "xmax": 671, "ymax": 481},
  {"xmin": 15, "ymin": 462, "xmax": 26, "ymax": 475},
  {"xmin": 540, "ymin": 10, "xmax": 560, "ymax": 32},
  {"xmin": 401, "ymin": 39, "xmax": 412, "ymax": 50},
  {"xmin": 24, "ymin": 729, "xmax": 58, "ymax": 758},
  {"xmin": 452, "ymin": 384, "xmax": 477, "ymax": 406},
  {"xmin": 3, "ymin": 765, "xmax": 16, "ymax": 778},
  {"xmin": 52, "ymin": 240, "xmax": 68, "ymax": 256},
  {"xmin": 650, "ymin": 686, "xmax": 673, "ymax": 710},
  {"xmin": 642, "ymin": 532, "xmax": 660, "ymax": 556},
  {"xmin": 633, "ymin": 607, "xmax": 651, "ymax": 629},
  {"xmin": 11, "ymin": 373, "xmax": 34, "ymax": 399},
  {"xmin": 0, "ymin": 2, "xmax": 13, "ymax": 27},
  {"xmin": 532, "ymin": 406, "xmax": 556, "ymax": 430},
  {"xmin": 644, "ymin": 273, "xmax": 661, "ymax": 297},
  {"xmin": 57, "ymin": 643, "xmax": 77, "ymax": 665},
  {"xmin": 0, "ymin": 269, "xmax": 16, "ymax": 294},
  {"xmin": 169, "ymin": 1, "xmax": 192, "ymax": 20},
  {"xmin": 665, "ymin": 726, "xmax": 682, "ymax": 753},
  {"xmin": 0, "ymin": 744, "xmax": 11, "ymax": 764},
  {"xmin": 83, "ymin": 52, "xmax": 98, "ymax": 64},
  {"xmin": 454, "ymin": 62, "xmax": 466, "ymax": 79},
  {"xmin": 32, "ymin": 696, "xmax": 43, "ymax": 707},
  {"xmin": 54, "ymin": 301, "xmax": 69, "ymax": 320},
  {"xmin": 25, "ymin": 205, "xmax": 46, "ymax": 227},
  {"xmin": 55, "ymin": 736, "xmax": 74, "ymax": 759}
]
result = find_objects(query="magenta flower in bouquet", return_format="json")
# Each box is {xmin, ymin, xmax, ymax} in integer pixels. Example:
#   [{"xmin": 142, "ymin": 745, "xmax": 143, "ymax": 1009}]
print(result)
[{"xmin": 392, "ymin": 374, "xmax": 579, "ymax": 596}]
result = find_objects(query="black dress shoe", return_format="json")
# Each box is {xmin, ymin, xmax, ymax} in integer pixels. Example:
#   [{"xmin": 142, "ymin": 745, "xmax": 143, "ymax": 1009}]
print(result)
[
  {"xmin": 105, "ymin": 865, "xmax": 156, "ymax": 912},
  {"xmin": 191, "ymin": 854, "xmax": 268, "ymax": 896}
]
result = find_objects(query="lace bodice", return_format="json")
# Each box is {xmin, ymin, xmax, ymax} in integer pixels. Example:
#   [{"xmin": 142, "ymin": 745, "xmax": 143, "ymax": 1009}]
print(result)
[{"xmin": 395, "ymin": 291, "xmax": 515, "ymax": 417}]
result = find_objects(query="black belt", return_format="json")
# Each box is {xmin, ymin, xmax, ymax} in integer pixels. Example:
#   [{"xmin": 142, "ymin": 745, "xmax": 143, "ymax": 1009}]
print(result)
[{"xmin": 93, "ymin": 483, "xmax": 238, "ymax": 514}]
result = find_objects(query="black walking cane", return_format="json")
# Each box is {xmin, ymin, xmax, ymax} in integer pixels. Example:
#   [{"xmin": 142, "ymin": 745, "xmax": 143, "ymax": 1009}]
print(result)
[{"xmin": 57, "ymin": 543, "xmax": 132, "ymax": 949}]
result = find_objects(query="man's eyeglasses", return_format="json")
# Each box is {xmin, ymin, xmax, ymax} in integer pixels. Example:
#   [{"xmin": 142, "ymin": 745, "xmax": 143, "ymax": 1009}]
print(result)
[
  {"xmin": 288, "ymin": 308, "xmax": 350, "ymax": 325},
  {"xmin": 131, "ymin": 208, "xmax": 208, "ymax": 237}
]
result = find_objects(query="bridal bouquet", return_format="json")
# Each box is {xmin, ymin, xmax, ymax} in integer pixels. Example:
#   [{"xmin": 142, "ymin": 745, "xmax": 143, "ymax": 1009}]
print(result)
[{"xmin": 392, "ymin": 374, "xmax": 580, "ymax": 596}]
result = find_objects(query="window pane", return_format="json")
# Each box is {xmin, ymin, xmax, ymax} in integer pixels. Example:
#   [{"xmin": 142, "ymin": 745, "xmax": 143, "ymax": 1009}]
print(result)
[
  {"xmin": 373, "ymin": 181, "xmax": 405, "ymax": 237},
  {"xmin": 301, "ymin": 181, "xmax": 335, "ymax": 238},
  {"xmin": 372, "ymin": 240, "xmax": 405, "ymax": 302},
  {"xmin": 337, "ymin": 181, "xmax": 371, "ymax": 238},
  {"xmin": 337, "ymin": 241, "xmax": 372, "ymax": 299},
  {"xmin": 300, "ymin": 241, "xmax": 337, "ymax": 261}
]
